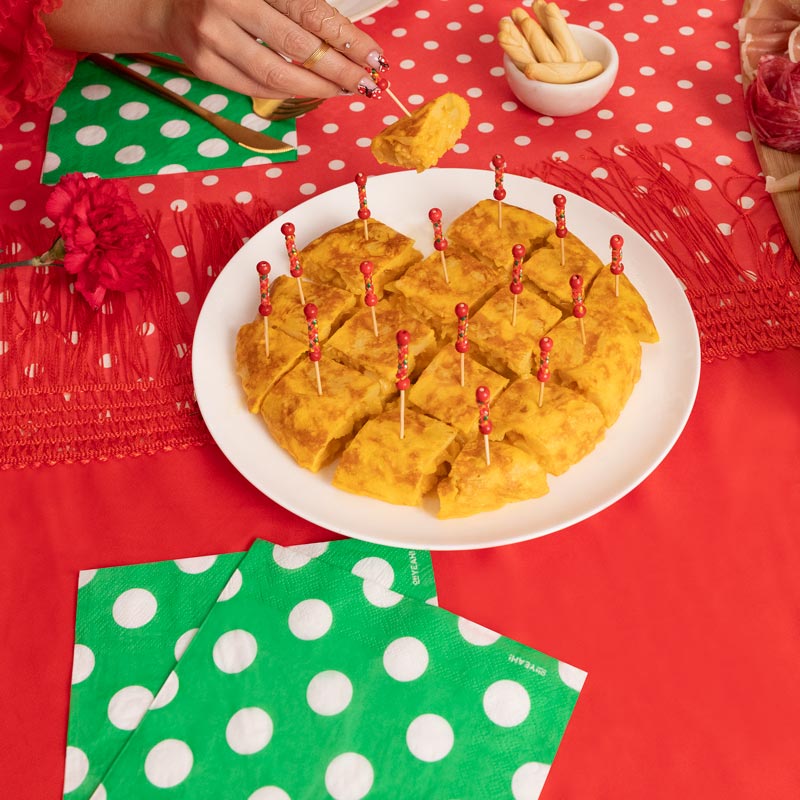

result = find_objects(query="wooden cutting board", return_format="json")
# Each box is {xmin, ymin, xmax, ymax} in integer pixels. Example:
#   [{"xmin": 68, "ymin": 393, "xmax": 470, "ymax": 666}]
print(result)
[{"xmin": 750, "ymin": 137, "xmax": 800, "ymax": 263}]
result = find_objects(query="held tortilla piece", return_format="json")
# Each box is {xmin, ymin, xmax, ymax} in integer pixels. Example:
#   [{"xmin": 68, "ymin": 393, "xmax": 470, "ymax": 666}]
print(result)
[
  {"xmin": 548, "ymin": 311, "xmax": 642, "ymax": 426},
  {"xmin": 261, "ymin": 359, "xmax": 383, "ymax": 473},
  {"xmin": 386, "ymin": 247, "xmax": 505, "ymax": 340},
  {"xmin": 586, "ymin": 269, "xmax": 659, "ymax": 343},
  {"xmin": 234, "ymin": 319, "xmax": 307, "ymax": 413},
  {"xmin": 371, "ymin": 92, "xmax": 471, "ymax": 172},
  {"xmin": 489, "ymin": 377, "xmax": 606, "ymax": 475},
  {"xmin": 526, "ymin": 229, "xmax": 605, "ymax": 310},
  {"xmin": 446, "ymin": 199, "xmax": 553, "ymax": 269},
  {"xmin": 408, "ymin": 347, "xmax": 510, "ymax": 441},
  {"xmin": 333, "ymin": 405, "xmax": 460, "ymax": 506},
  {"xmin": 468, "ymin": 281, "xmax": 563, "ymax": 378},
  {"xmin": 297, "ymin": 219, "xmax": 422, "ymax": 297},
  {"xmin": 437, "ymin": 436, "xmax": 549, "ymax": 519},
  {"xmin": 268, "ymin": 275, "xmax": 358, "ymax": 342}
]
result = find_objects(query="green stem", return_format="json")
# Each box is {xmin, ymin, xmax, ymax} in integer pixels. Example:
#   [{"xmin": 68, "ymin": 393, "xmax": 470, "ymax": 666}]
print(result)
[{"xmin": 0, "ymin": 237, "xmax": 65, "ymax": 270}]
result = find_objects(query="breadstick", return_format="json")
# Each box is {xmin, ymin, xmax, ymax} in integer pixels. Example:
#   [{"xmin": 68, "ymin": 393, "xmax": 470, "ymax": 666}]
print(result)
[
  {"xmin": 498, "ymin": 16, "xmax": 537, "ymax": 71},
  {"xmin": 523, "ymin": 60, "xmax": 605, "ymax": 84},
  {"xmin": 543, "ymin": 2, "xmax": 586, "ymax": 62},
  {"xmin": 511, "ymin": 7, "xmax": 563, "ymax": 63},
  {"xmin": 532, "ymin": 0, "xmax": 552, "ymax": 35}
]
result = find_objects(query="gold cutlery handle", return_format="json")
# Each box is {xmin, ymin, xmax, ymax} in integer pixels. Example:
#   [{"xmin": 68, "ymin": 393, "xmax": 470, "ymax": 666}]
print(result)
[{"xmin": 86, "ymin": 53, "xmax": 293, "ymax": 154}]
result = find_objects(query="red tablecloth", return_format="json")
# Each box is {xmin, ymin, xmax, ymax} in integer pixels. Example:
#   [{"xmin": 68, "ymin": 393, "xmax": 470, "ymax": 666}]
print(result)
[{"xmin": 2, "ymin": 1, "xmax": 800, "ymax": 798}]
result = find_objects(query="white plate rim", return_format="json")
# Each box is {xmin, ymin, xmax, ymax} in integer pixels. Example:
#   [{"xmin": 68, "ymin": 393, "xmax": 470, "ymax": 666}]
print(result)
[
  {"xmin": 332, "ymin": 0, "xmax": 394, "ymax": 23},
  {"xmin": 192, "ymin": 168, "xmax": 701, "ymax": 551}
]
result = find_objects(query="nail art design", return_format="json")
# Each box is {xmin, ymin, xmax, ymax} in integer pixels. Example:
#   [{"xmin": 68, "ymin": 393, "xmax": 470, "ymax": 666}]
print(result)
[
  {"xmin": 366, "ymin": 51, "xmax": 390, "ymax": 72},
  {"xmin": 357, "ymin": 76, "xmax": 382, "ymax": 99}
]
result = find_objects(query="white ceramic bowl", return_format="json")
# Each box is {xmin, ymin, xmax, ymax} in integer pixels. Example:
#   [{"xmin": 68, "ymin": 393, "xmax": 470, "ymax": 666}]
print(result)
[{"xmin": 503, "ymin": 24, "xmax": 619, "ymax": 117}]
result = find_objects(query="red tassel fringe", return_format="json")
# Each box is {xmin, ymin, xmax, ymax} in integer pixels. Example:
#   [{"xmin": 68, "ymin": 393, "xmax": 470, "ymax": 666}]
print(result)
[
  {"xmin": 529, "ymin": 142, "xmax": 800, "ymax": 362},
  {"xmin": 1, "ymin": 198, "xmax": 276, "ymax": 469}
]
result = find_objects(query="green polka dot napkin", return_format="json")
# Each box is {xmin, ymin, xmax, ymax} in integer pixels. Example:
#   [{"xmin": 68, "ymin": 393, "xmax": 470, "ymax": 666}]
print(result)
[
  {"xmin": 67, "ymin": 539, "xmax": 585, "ymax": 799},
  {"xmin": 66, "ymin": 540, "xmax": 436, "ymax": 800},
  {"xmin": 44, "ymin": 56, "xmax": 297, "ymax": 182}
]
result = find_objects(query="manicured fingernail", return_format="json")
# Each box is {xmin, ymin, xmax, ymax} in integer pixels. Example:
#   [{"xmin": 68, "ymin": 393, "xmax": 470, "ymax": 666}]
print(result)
[
  {"xmin": 366, "ymin": 50, "xmax": 389, "ymax": 71},
  {"xmin": 357, "ymin": 75, "xmax": 381, "ymax": 99}
]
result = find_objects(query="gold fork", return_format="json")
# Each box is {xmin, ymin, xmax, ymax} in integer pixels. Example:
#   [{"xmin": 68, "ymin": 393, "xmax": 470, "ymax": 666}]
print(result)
[{"xmin": 121, "ymin": 53, "xmax": 323, "ymax": 120}]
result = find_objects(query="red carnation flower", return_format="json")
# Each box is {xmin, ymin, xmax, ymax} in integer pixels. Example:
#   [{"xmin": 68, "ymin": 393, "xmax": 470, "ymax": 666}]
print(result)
[{"xmin": 42, "ymin": 173, "xmax": 154, "ymax": 308}]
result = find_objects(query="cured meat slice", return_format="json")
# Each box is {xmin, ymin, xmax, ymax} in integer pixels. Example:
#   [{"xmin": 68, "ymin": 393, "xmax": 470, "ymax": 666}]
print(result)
[{"xmin": 745, "ymin": 55, "xmax": 800, "ymax": 151}]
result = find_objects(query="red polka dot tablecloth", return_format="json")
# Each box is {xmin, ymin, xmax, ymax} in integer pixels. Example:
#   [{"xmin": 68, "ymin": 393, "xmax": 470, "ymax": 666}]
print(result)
[{"xmin": 1, "ymin": 0, "xmax": 797, "ymax": 466}]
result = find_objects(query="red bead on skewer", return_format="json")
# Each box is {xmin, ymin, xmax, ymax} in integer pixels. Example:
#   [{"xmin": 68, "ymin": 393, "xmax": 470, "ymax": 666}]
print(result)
[
  {"xmin": 537, "ymin": 336, "xmax": 553, "ymax": 407},
  {"xmin": 476, "ymin": 385, "xmax": 492, "ymax": 466},
  {"xmin": 454, "ymin": 302, "xmax": 469, "ymax": 387},
  {"xmin": 396, "ymin": 330, "xmax": 411, "ymax": 439},
  {"xmin": 355, "ymin": 172, "xmax": 371, "ymax": 240},
  {"xmin": 492, "ymin": 153, "xmax": 506, "ymax": 229},
  {"xmin": 304, "ymin": 302, "xmax": 323, "ymax": 395},
  {"xmin": 509, "ymin": 243, "xmax": 525, "ymax": 327},
  {"xmin": 553, "ymin": 194, "xmax": 568, "ymax": 266},
  {"xmin": 570, "ymin": 273, "xmax": 587, "ymax": 345},
  {"xmin": 369, "ymin": 68, "xmax": 411, "ymax": 116},
  {"xmin": 257, "ymin": 260, "xmax": 272, "ymax": 359},
  {"xmin": 281, "ymin": 221, "xmax": 306, "ymax": 305},
  {"xmin": 610, "ymin": 234, "xmax": 624, "ymax": 297},
  {"xmin": 360, "ymin": 260, "xmax": 379, "ymax": 337},
  {"xmin": 428, "ymin": 208, "xmax": 450, "ymax": 284}
]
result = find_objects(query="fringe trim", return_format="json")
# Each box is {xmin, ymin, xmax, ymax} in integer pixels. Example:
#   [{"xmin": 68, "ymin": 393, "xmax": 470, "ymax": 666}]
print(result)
[
  {"xmin": 1, "ymin": 198, "xmax": 276, "ymax": 469},
  {"xmin": 529, "ymin": 142, "xmax": 800, "ymax": 361}
]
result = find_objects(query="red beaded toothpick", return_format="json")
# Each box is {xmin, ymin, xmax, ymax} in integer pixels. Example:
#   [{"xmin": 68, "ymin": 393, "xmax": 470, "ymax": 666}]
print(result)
[
  {"xmin": 396, "ymin": 330, "xmax": 411, "ymax": 439},
  {"xmin": 428, "ymin": 208, "xmax": 450, "ymax": 284},
  {"xmin": 570, "ymin": 273, "xmax": 587, "ymax": 345},
  {"xmin": 509, "ymin": 243, "xmax": 525, "ymax": 327},
  {"xmin": 355, "ymin": 172, "xmax": 371, "ymax": 240},
  {"xmin": 476, "ymin": 385, "xmax": 492, "ymax": 466},
  {"xmin": 360, "ymin": 260, "xmax": 379, "ymax": 337},
  {"xmin": 280, "ymin": 222, "xmax": 306, "ymax": 305},
  {"xmin": 537, "ymin": 336, "xmax": 553, "ymax": 407},
  {"xmin": 454, "ymin": 302, "xmax": 469, "ymax": 387},
  {"xmin": 304, "ymin": 302, "xmax": 323, "ymax": 395},
  {"xmin": 553, "ymin": 194, "xmax": 568, "ymax": 266},
  {"xmin": 610, "ymin": 234, "xmax": 624, "ymax": 297},
  {"xmin": 492, "ymin": 153, "xmax": 506, "ymax": 229},
  {"xmin": 257, "ymin": 260, "xmax": 272, "ymax": 359},
  {"xmin": 370, "ymin": 68, "xmax": 411, "ymax": 117}
]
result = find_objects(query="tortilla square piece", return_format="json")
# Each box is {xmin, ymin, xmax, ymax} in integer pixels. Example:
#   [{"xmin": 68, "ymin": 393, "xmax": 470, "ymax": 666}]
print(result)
[
  {"xmin": 489, "ymin": 377, "xmax": 606, "ymax": 475},
  {"xmin": 371, "ymin": 92, "xmax": 471, "ymax": 172},
  {"xmin": 587, "ymin": 268, "xmax": 659, "ymax": 343},
  {"xmin": 297, "ymin": 218, "xmax": 422, "ymax": 297},
  {"xmin": 386, "ymin": 247, "xmax": 505, "ymax": 340},
  {"xmin": 437, "ymin": 436, "xmax": 549, "ymax": 519},
  {"xmin": 408, "ymin": 347, "xmax": 509, "ymax": 440},
  {"xmin": 234, "ymin": 319, "xmax": 307, "ymax": 413},
  {"xmin": 548, "ymin": 312, "xmax": 642, "ymax": 426},
  {"xmin": 333, "ymin": 406, "xmax": 460, "ymax": 506},
  {"xmin": 268, "ymin": 275, "xmax": 358, "ymax": 343},
  {"xmin": 526, "ymin": 230, "xmax": 605, "ymax": 310},
  {"xmin": 261, "ymin": 358, "xmax": 383, "ymax": 473},
  {"xmin": 325, "ymin": 300, "xmax": 438, "ymax": 397},
  {"xmin": 468, "ymin": 282, "xmax": 563, "ymax": 378},
  {"xmin": 446, "ymin": 199, "xmax": 553, "ymax": 269}
]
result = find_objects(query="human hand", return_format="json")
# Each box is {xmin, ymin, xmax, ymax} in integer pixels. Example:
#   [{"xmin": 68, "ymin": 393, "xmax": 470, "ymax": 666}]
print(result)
[{"xmin": 155, "ymin": 0, "xmax": 388, "ymax": 99}]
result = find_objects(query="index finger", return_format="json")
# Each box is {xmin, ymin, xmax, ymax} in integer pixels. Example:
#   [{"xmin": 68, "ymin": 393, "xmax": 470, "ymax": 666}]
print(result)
[{"xmin": 270, "ymin": 0, "xmax": 389, "ymax": 73}]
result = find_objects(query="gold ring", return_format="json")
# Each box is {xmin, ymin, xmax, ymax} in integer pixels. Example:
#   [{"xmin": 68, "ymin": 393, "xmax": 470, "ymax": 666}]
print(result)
[{"xmin": 301, "ymin": 42, "xmax": 331, "ymax": 69}]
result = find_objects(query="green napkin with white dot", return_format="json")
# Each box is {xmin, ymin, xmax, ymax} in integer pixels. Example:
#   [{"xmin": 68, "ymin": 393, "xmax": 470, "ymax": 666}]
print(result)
[
  {"xmin": 44, "ymin": 56, "xmax": 297, "ymax": 183},
  {"xmin": 66, "ymin": 540, "xmax": 436, "ymax": 799},
  {"xmin": 67, "ymin": 538, "xmax": 584, "ymax": 800}
]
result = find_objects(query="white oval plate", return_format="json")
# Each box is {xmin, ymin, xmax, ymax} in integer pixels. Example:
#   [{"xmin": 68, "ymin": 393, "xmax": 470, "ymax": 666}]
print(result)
[{"xmin": 193, "ymin": 169, "xmax": 701, "ymax": 550}]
